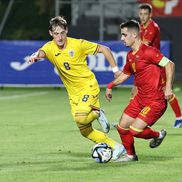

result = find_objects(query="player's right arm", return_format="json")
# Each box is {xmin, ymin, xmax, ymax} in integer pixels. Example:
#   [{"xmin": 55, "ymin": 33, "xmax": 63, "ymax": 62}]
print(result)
[
  {"xmin": 98, "ymin": 44, "xmax": 121, "ymax": 77},
  {"xmin": 29, "ymin": 50, "xmax": 46, "ymax": 63},
  {"xmin": 105, "ymin": 55, "xmax": 132, "ymax": 101},
  {"xmin": 105, "ymin": 71, "xmax": 130, "ymax": 102}
]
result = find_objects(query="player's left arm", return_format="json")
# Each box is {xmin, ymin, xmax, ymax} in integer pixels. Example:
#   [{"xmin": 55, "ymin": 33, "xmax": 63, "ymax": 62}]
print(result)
[
  {"xmin": 98, "ymin": 44, "xmax": 121, "ymax": 77},
  {"xmin": 159, "ymin": 57, "xmax": 175, "ymax": 100}
]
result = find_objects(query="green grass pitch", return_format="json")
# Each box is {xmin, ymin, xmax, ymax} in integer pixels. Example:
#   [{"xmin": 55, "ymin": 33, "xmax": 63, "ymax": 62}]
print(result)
[{"xmin": 0, "ymin": 86, "xmax": 182, "ymax": 182}]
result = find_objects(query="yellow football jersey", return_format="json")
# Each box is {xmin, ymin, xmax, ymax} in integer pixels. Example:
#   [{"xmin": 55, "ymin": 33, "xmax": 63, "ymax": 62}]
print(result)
[{"xmin": 40, "ymin": 37, "xmax": 100, "ymax": 96}]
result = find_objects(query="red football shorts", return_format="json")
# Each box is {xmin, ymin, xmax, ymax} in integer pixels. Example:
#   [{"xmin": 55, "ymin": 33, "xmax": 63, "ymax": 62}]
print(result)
[{"xmin": 124, "ymin": 96, "xmax": 167, "ymax": 126}]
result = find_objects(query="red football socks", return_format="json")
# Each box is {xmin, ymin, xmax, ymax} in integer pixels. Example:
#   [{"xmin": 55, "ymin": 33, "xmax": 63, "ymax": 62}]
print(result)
[
  {"xmin": 116, "ymin": 125, "xmax": 136, "ymax": 156},
  {"xmin": 130, "ymin": 126, "xmax": 159, "ymax": 139},
  {"xmin": 169, "ymin": 95, "xmax": 182, "ymax": 118}
]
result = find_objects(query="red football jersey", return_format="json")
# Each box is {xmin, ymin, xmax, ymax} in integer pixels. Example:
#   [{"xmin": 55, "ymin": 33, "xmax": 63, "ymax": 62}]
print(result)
[
  {"xmin": 123, "ymin": 44, "xmax": 164, "ymax": 101},
  {"xmin": 140, "ymin": 20, "xmax": 160, "ymax": 49}
]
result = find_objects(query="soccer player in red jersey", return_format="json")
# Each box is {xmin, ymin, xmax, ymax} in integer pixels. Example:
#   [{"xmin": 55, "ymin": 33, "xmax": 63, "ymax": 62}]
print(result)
[
  {"xmin": 132, "ymin": 3, "xmax": 182, "ymax": 128},
  {"xmin": 106, "ymin": 20, "xmax": 174, "ymax": 162},
  {"xmin": 139, "ymin": 3, "xmax": 160, "ymax": 49}
]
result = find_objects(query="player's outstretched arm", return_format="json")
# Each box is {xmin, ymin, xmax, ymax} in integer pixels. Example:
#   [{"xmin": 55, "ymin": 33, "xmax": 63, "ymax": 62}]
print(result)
[
  {"xmin": 98, "ymin": 44, "xmax": 121, "ymax": 77},
  {"xmin": 29, "ymin": 50, "xmax": 46, "ymax": 63},
  {"xmin": 105, "ymin": 72, "xmax": 130, "ymax": 102}
]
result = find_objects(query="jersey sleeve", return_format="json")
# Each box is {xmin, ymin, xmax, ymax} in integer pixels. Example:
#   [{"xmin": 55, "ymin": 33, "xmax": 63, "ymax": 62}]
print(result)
[
  {"xmin": 144, "ymin": 47, "xmax": 164, "ymax": 65},
  {"xmin": 122, "ymin": 54, "xmax": 132, "ymax": 75},
  {"xmin": 40, "ymin": 41, "xmax": 52, "ymax": 61},
  {"xmin": 80, "ymin": 39, "xmax": 99, "ymax": 55}
]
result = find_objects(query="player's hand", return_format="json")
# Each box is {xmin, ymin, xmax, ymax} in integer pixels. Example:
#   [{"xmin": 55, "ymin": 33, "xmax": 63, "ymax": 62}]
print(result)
[
  {"xmin": 105, "ymin": 88, "xmax": 112, "ymax": 102},
  {"xmin": 29, "ymin": 51, "xmax": 40, "ymax": 63},
  {"xmin": 164, "ymin": 88, "xmax": 173, "ymax": 100},
  {"xmin": 114, "ymin": 70, "xmax": 121, "ymax": 78}
]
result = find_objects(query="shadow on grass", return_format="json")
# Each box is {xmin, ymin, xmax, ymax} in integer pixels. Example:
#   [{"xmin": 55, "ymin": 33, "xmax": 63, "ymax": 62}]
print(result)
[
  {"xmin": 0, "ymin": 151, "xmax": 174, "ymax": 172},
  {"xmin": 167, "ymin": 132, "xmax": 182, "ymax": 136},
  {"xmin": 140, "ymin": 155, "xmax": 172, "ymax": 162},
  {"xmin": 0, "ymin": 150, "xmax": 132, "ymax": 172}
]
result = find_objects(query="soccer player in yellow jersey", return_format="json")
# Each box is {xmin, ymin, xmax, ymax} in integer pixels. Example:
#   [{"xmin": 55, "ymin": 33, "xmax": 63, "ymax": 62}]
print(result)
[{"xmin": 29, "ymin": 16, "xmax": 126, "ymax": 160}]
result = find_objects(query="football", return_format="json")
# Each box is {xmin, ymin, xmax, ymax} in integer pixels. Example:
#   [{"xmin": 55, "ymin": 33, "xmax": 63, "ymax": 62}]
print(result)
[{"xmin": 91, "ymin": 143, "xmax": 113, "ymax": 163}]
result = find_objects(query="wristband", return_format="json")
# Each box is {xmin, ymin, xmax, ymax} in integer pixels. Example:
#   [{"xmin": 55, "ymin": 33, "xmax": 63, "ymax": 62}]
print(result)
[
  {"xmin": 107, "ymin": 82, "xmax": 116, "ymax": 89},
  {"xmin": 32, "ymin": 51, "xmax": 39, "ymax": 58},
  {"xmin": 112, "ymin": 66, "xmax": 119, "ymax": 73}
]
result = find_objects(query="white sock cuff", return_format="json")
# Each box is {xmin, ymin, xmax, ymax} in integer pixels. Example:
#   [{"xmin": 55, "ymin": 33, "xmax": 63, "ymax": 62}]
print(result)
[{"xmin": 176, "ymin": 116, "xmax": 182, "ymax": 120}]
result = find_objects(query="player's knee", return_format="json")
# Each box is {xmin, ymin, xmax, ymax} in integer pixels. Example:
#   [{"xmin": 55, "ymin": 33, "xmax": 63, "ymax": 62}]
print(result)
[
  {"xmin": 168, "ymin": 94, "xmax": 175, "ymax": 103},
  {"xmin": 116, "ymin": 125, "xmax": 129, "ymax": 135},
  {"xmin": 79, "ymin": 124, "xmax": 93, "ymax": 138},
  {"xmin": 75, "ymin": 114, "xmax": 87, "ymax": 125},
  {"xmin": 80, "ymin": 129, "xmax": 89, "ymax": 138},
  {"xmin": 129, "ymin": 126, "xmax": 142, "ymax": 137}
]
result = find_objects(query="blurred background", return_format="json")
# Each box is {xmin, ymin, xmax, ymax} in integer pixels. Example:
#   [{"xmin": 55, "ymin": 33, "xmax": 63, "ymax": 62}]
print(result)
[{"xmin": 0, "ymin": 0, "xmax": 182, "ymax": 87}]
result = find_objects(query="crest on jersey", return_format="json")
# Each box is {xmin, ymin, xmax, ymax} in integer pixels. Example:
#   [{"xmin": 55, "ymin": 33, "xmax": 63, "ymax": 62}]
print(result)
[{"xmin": 68, "ymin": 50, "xmax": 75, "ymax": 57}]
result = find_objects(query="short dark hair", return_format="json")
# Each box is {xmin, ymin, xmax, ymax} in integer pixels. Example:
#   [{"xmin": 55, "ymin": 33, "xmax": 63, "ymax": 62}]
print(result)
[
  {"xmin": 139, "ymin": 3, "xmax": 152, "ymax": 13},
  {"xmin": 49, "ymin": 16, "xmax": 67, "ymax": 31},
  {"xmin": 120, "ymin": 19, "xmax": 140, "ymax": 33}
]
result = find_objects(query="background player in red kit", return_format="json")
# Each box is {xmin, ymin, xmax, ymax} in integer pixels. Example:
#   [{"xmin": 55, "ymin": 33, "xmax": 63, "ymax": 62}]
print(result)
[
  {"xmin": 139, "ymin": 3, "xmax": 160, "ymax": 49},
  {"xmin": 106, "ymin": 20, "xmax": 174, "ymax": 162},
  {"xmin": 137, "ymin": 3, "xmax": 182, "ymax": 128}
]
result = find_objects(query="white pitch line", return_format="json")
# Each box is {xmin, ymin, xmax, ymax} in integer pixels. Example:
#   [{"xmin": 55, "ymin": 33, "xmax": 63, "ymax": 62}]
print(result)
[{"xmin": 0, "ymin": 92, "xmax": 48, "ymax": 100}]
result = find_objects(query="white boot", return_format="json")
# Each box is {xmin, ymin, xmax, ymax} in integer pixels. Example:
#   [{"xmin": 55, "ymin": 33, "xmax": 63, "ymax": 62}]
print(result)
[{"xmin": 112, "ymin": 143, "xmax": 126, "ymax": 161}]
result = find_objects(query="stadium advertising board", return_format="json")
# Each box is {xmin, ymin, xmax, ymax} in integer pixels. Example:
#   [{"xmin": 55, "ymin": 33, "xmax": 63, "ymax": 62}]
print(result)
[{"xmin": 0, "ymin": 40, "xmax": 170, "ymax": 87}]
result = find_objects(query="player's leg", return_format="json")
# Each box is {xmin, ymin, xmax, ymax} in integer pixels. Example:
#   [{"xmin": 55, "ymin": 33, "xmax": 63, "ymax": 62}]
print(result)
[
  {"xmin": 70, "ymin": 93, "xmax": 99, "ymax": 126},
  {"xmin": 163, "ymin": 71, "xmax": 182, "ymax": 128},
  {"xmin": 76, "ymin": 106, "xmax": 110, "ymax": 133},
  {"xmin": 130, "ymin": 101, "xmax": 167, "ymax": 148},
  {"xmin": 76, "ymin": 120, "xmax": 126, "ymax": 161},
  {"xmin": 74, "ymin": 94, "xmax": 108, "ymax": 127},
  {"xmin": 112, "ymin": 85, "xmax": 138, "ymax": 129},
  {"xmin": 115, "ymin": 113, "xmax": 138, "ymax": 162},
  {"xmin": 116, "ymin": 97, "xmax": 143, "ymax": 161},
  {"xmin": 129, "ymin": 119, "xmax": 166, "ymax": 148},
  {"xmin": 168, "ymin": 94, "xmax": 182, "ymax": 128},
  {"xmin": 75, "ymin": 110, "xmax": 98, "ymax": 125},
  {"xmin": 77, "ymin": 122, "xmax": 125, "ymax": 159},
  {"xmin": 116, "ymin": 117, "xmax": 166, "ymax": 162},
  {"xmin": 71, "ymin": 94, "xmax": 125, "ymax": 159},
  {"xmin": 115, "ymin": 98, "xmax": 167, "ymax": 162},
  {"xmin": 91, "ymin": 106, "xmax": 110, "ymax": 133}
]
